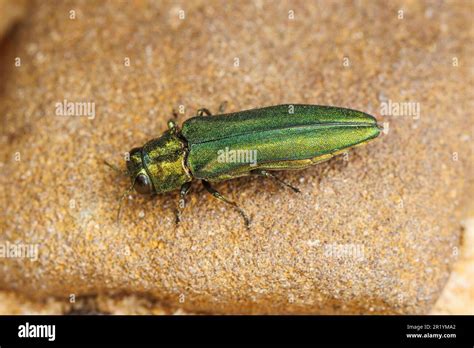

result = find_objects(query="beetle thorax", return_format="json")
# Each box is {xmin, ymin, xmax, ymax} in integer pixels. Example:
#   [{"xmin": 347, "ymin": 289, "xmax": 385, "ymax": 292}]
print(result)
[{"xmin": 129, "ymin": 130, "xmax": 192, "ymax": 194}]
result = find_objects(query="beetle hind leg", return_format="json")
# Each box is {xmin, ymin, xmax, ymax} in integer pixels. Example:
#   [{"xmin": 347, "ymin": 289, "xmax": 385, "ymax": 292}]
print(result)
[
  {"xmin": 202, "ymin": 180, "xmax": 250, "ymax": 229},
  {"xmin": 251, "ymin": 169, "xmax": 301, "ymax": 193}
]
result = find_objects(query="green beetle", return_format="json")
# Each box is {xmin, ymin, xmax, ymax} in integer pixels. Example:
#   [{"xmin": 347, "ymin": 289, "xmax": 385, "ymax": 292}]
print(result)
[{"xmin": 106, "ymin": 104, "xmax": 381, "ymax": 227}]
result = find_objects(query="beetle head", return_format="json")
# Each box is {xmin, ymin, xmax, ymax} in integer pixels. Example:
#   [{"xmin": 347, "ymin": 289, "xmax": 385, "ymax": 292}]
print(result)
[{"xmin": 126, "ymin": 147, "xmax": 154, "ymax": 194}]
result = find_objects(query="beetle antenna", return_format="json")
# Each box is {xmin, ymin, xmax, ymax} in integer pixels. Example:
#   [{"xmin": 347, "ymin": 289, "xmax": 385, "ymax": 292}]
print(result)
[
  {"xmin": 103, "ymin": 159, "xmax": 128, "ymax": 177},
  {"xmin": 116, "ymin": 177, "xmax": 137, "ymax": 225},
  {"xmin": 102, "ymin": 158, "xmax": 135, "ymax": 225}
]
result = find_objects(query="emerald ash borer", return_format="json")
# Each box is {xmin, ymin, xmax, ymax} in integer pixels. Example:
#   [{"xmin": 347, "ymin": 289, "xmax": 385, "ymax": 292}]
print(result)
[{"xmin": 106, "ymin": 104, "xmax": 381, "ymax": 228}]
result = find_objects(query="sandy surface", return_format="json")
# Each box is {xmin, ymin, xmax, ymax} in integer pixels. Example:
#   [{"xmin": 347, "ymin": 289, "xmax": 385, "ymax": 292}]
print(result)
[
  {"xmin": 0, "ymin": 0, "xmax": 472, "ymax": 314},
  {"xmin": 0, "ymin": 216, "xmax": 472, "ymax": 314}
]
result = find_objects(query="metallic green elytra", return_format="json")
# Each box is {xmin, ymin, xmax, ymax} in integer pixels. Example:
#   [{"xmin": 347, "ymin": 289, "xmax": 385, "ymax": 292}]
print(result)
[{"xmin": 107, "ymin": 104, "xmax": 381, "ymax": 228}]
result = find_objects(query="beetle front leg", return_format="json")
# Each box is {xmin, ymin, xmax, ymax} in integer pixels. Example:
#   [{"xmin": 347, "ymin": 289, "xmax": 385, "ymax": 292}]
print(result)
[
  {"xmin": 167, "ymin": 119, "xmax": 178, "ymax": 131},
  {"xmin": 251, "ymin": 169, "xmax": 301, "ymax": 193},
  {"xmin": 202, "ymin": 180, "xmax": 250, "ymax": 229},
  {"xmin": 175, "ymin": 181, "xmax": 192, "ymax": 225},
  {"xmin": 171, "ymin": 109, "xmax": 179, "ymax": 120}
]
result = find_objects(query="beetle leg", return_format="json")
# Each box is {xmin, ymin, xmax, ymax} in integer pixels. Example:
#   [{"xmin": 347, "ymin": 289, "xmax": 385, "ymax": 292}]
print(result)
[
  {"xmin": 175, "ymin": 181, "xmax": 192, "ymax": 225},
  {"xmin": 197, "ymin": 108, "xmax": 212, "ymax": 117},
  {"xmin": 172, "ymin": 109, "xmax": 179, "ymax": 119},
  {"xmin": 167, "ymin": 109, "xmax": 180, "ymax": 133},
  {"xmin": 218, "ymin": 101, "xmax": 228, "ymax": 113},
  {"xmin": 251, "ymin": 169, "xmax": 301, "ymax": 193},
  {"xmin": 167, "ymin": 119, "xmax": 178, "ymax": 131},
  {"xmin": 103, "ymin": 159, "xmax": 128, "ymax": 177},
  {"xmin": 202, "ymin": 180, "xmax": 250, "ymax": 229}
]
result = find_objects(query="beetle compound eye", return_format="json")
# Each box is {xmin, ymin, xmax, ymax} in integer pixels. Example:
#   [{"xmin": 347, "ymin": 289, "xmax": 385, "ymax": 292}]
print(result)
[{"xmin": 134, "ymin": 174, "xmax": 152, "ymax": 194}]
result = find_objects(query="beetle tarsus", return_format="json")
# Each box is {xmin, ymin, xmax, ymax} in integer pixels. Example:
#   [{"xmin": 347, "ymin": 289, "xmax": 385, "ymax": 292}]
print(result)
[
  {"xmin": 252, "ymin": 169, "xmax": 301, "ymax": 193},
  {"xmin": 172, "ymin": 109, "xmax": 179, "ymax": 119},
  {"xmin": 175, "ymin": 182, "xmax": 192, "ymax": 225},
  {"xmin": 202, "ymin": 180, "xmax": 250, "ymax": 229},
  {"xmin": 198, "ymin": 102, "xmax": 227, "ymax": 116},
  {"xmin": 197, "ymin": 108, "xmax": 212, "ymax": 117},
  {"xmin": 218, "ymin": 101, "xmax": 228, "ymax": 113}
]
